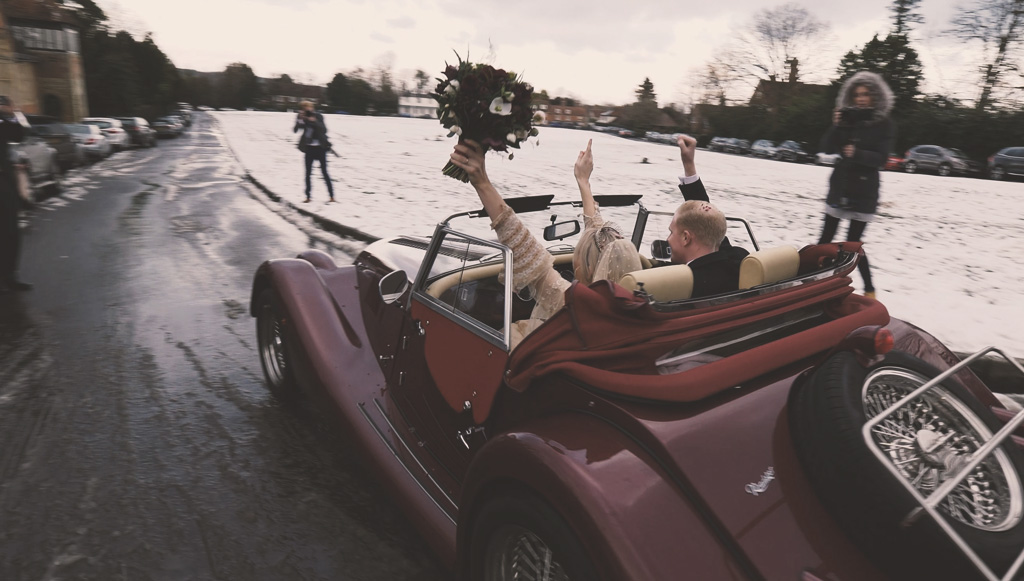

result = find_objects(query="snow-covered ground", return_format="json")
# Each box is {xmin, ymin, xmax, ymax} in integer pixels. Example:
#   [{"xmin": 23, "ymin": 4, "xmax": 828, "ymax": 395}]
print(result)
[{"xmin": 214, "ymin": 111, "xmax": 1024, "ymax": 357}]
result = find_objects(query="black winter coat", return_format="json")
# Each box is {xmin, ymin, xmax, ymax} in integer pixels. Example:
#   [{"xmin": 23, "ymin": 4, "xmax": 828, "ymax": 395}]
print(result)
[
  {"xmin": 820, "ymin": 117, "xmax": 895, "ymax": 215},
  {"xmin": 294, "ymin": 112, "xmax": 330, "ymax": 152}
]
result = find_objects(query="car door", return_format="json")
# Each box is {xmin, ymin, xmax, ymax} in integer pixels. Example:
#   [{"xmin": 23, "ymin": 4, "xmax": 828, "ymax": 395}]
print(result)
[
  {"xmin": 1010, "ymin": 148, "xmax": 1024, "ymax": 175},
  {"xmin": 385, "ymin": 226, "xmax": 512, "ymax": 504}
]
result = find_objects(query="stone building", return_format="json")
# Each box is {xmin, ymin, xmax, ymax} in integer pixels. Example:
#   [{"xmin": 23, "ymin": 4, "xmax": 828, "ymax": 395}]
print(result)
[{"xmin": 0, "ymin": 0, "xmax": 88, "ymax": 121}]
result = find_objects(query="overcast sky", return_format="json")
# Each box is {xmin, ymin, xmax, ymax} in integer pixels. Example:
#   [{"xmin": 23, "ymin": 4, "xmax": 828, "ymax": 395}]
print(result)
[{"xmin": 96, "ymin": 0, "xmax": 980, "ymax": 106}]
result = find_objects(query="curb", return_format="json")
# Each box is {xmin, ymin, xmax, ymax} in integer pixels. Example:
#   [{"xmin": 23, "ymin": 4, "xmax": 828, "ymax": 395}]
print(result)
[{"xmin": 242, "ymin": 173, "xmax": 380, "ymax": 244}]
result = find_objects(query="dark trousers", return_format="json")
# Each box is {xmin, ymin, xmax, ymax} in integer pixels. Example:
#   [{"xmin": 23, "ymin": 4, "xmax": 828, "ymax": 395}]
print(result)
[
  {"xmin": 304, "ymin": 147, "xmax": 334, "ymax": 199},
  {"xmin": 819, "ymin": 214, "xmax": 874, "ymax": 292}
]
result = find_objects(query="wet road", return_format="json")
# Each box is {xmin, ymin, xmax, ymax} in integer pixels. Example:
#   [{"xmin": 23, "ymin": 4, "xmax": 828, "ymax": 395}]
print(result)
[{"xmin": 0, "ymin": 114, "xmax": 445, "ymax": 580}]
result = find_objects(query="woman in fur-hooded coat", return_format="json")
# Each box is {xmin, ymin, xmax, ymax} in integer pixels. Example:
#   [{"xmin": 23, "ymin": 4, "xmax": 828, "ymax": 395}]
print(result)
[{"xmin": 817, "ymin": 71, "xmax": 895, "ymax": 296}]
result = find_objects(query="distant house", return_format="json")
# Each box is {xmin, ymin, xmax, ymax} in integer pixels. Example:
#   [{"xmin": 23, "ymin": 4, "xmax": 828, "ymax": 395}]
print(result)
[
  {"xmin": 398, "ymin": 93, "xmax": 436, "ymax": 118},
  {"xmin": 597, "ymin": 108, "xmax": 624, "ymax": 126},
  {"xmin": 547, "ymin": 104, "xmax": 590, "ymax": 126},
  {"xmin": 265, "ymin": 82, "xmax": 325, "ymax": 110},
  {"xmin": 748, "ymin": 79, "xmax": 828, "ymax": 113},
  {"xmin": 0, "ymin": 0, "xmax": 88, "ymax": 121}
]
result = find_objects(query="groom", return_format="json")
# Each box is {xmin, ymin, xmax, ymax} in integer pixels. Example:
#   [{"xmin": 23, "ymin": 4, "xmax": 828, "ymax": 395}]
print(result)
[{"xmin": 294, "ymin": 100, "xmax": 335, "ymax": 203}]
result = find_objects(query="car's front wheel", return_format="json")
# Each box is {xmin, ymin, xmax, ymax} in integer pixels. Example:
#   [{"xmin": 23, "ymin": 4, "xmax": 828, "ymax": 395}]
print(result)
[
  {"xmin": 255, "ymin": 288, "xmax": 299, "ymax": 402},
  {"xmin": 904, "ymin": 160, "xmax": 918, "ymax": 173},
  {"xmin": 990, "ymin": 166, "xmax": 1006, "ymax": 180},
  {"xmin": 470, "ymin": 491, "xmax": 597, "ymax": 581},
  {"xmin": 938, "ymin": 163, "xmax": 953, "ymax": 177}
]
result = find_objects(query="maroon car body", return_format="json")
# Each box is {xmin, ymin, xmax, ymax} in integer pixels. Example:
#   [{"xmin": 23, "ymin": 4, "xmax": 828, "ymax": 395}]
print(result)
[{"xmin": 251, "ymin": 196, "xmax": 1024, "ymax": 580}]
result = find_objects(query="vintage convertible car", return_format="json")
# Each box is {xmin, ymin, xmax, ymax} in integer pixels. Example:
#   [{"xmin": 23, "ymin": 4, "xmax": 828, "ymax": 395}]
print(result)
[{"xmin": 251, "ymin": 195, "xmax": 1024, "ymax": 581}]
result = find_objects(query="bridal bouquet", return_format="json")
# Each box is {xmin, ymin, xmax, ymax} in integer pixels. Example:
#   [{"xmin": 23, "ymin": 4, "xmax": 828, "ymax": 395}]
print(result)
[{"xmin": 433, "ymin": 54, "xmax": 540, "ymax": 182}]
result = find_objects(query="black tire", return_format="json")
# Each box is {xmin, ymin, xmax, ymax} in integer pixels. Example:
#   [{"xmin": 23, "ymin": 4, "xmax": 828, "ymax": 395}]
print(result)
[
  {"xmin": 255, "ymin": 288, "xmax": 299, "ymax": 402},
  {"xmin": 939, "ymin": 163, "xmax": 952, "ymax": 177},
  {"xmin": 904, "ymin": 160, "xmax": 918, "ymax": 174},
  {"xmin": 990, "ymin": 166, "xmax": 1006, "ymax": 181},
  {"xmin": 791, "ymin": 351, "xmax": 1024, "ymax": 579},
  {"xmin": 469, "ymin": 490, "xmax": 598, "ymax": 581}
]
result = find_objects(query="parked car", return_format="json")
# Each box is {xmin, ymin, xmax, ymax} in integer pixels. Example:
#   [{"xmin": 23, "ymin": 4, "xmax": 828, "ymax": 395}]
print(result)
[
  {"xmin": 81, "ymin": 117, "xmax": 130, "ymax": 151},
  {"xmin": 115, "ymin": 117, "xmax": 157, "ymax": 148},
  {"xmin": 65, "ymin": 123, "xmax": 112, "ymax": 160},
  {"xmin": 11, "ymin": 125, "xmax": 60, "ymax": 199},
  {"xmin": 726, "ymin": 138, "xmax": 751, "ymax": 155},
  {"xmin": 28, "ymin": 122, "xmax": 83, "ymax": 170},
  {"xmin": 151, "ymin": 116, "xmax": 183, "ymax": 138},
  {"xmin": 172, "ymin": 109, "xmax": 192, "ymax": 127},
  {"xmin": 751, "ymin": 139, "xmax": 778, "ymax": 158},
  {"xmin": 775, "ymin": 140, "xmax": 811, "ymax": 162},
  {"xmin": 707, "ymin": 136, "xmax": 733, "ymax": 152},
  {"xmin": 903, "ymin": 145, "xmax": 982, "ymax": 177},
  {"xmin": 884, "ymin": 154, "xmax": 904, "ymax": 172},
  {"xmin": 252, "ymin": 193, "xmax": 1024, "ymax": 581},
  {"xmin": 815, "ymin": 152, "xmax": 841, "ymax": 166},
  {"xmin": 987, "ymin": 147, "xmax": 1024, "ymax": 181}
]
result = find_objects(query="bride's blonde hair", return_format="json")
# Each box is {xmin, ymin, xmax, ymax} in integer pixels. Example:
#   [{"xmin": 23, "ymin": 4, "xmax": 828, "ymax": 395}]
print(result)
[{"xmin": 573, "ymin": 223, "xmax": 642, "ymax": 285}]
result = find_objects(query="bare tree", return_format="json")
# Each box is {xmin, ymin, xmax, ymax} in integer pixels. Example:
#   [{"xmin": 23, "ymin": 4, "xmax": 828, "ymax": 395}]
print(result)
[
  {"xmin": 948, "ymin": 0, "xmax": 1024, "ymax": 110},
  {"xmin": 730, "ymin": 3, "xmax": 831, "ymax": 87}
]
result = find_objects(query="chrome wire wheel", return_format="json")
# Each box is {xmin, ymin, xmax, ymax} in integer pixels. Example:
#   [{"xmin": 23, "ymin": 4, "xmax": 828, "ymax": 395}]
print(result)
[
  {"xmin": 258, "ymin": 302, "xmax": 287, "ymax": 386},
  {"xmin": 863, "ymin": 367, "xmax": 1024, "ymax": 532},
  {"xmin": 484, "ymin": 525, "xmax": 571, "ymax": 581}
]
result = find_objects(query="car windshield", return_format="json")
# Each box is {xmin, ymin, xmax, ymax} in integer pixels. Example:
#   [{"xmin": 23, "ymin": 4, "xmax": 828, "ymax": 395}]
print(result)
[
  {"xmin": 67, "ymin": 124, "xmax": 96, "ymax": 134},
  {"xmin": 948, "ymin": 148, "xmax": 968, "ymax": 159}
]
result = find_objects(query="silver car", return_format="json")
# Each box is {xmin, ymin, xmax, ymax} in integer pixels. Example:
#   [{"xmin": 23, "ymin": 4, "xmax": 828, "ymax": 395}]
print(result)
[
  {"xmin": 9, "ymin": 124, "xmax": 60, "ymax": 200},
  {"xmin": 81, "ymin": 117, "xmax": 130, "ymax": 151},
  {"xmin": 988, "ymin": 147, "xmax": 1024, "ymax": 181},
  {"xmin": 65, "ymin": 123, "xmax": 112, "ymax": 160},
  {"xmin": 903, "ymin": 144, "xmax": 982, "ymax": 177}
]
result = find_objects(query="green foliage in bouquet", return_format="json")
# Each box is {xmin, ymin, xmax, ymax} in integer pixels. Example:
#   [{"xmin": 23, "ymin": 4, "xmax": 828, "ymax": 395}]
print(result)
[{"xmin": 433, "ymin": 52, "xmax": 540, "ymax": 182}]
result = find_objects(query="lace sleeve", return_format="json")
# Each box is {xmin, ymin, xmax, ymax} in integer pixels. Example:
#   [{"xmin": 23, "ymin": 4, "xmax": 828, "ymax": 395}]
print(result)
[
  {"xmin": 583, "ymin": 205, "xmax": 605, "ymax": 230},
  {"xmin": 491, "ymin": 206, "xmax": 556, "ymax": 292}
]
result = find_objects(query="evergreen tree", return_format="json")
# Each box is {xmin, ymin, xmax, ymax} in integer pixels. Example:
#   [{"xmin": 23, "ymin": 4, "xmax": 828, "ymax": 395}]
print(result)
[
  {"xmin": 220, "ymin": 63, "xmax": 262, "ymax": 110},
  {"xmin": 836, "ymin": 33, "xmax": 923, "ymax": 112},
  {"xmin": 635, "ymin": 78, "xmax": 657, "ymax": 105},
  {"xmin": 890, "ymin": 0, "xmax": 924, "ymax": 36},
  {"xmin": 326, "ymin": 73, "xmax": 349, "ymax": 110}
]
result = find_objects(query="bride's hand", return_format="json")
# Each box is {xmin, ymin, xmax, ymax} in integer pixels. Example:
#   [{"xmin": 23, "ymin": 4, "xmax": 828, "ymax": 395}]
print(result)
[
  {"xmin": 574, "ymin": 139, "xmax": 593, "ymax": 183},
  {"xmin": 451, "ymin": 140, "xmax": 488, "ymax": 186}
]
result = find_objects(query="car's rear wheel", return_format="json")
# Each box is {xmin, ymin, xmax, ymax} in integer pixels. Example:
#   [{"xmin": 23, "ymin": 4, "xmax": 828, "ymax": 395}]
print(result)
[
  {"xmin": 904, "ymin": 160, "xmax": 918, "ymax": 173},
  {"xmin": 791, "ymin": 351, "xmax": 1024, "ymax": 579},
  {"xmin": 255, "ymin": 288, "xmax": 299, "ymax": 402},
  {"xmin": 938, "ymin": 163, "xmax": 953, "ymax": 177},
  {"xmin": 470, "ymin": 491, "xmax": 597, "ymax": 581},
  {"xmin": 990, "ymin": 166, "xmax": 1006, "ymax": 180}
]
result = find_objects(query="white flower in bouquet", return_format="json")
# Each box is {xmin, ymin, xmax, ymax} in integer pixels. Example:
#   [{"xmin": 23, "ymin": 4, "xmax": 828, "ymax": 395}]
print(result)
[{"xmin": 489, "ymin": 97, "xmax": 513, "ymax": 116}]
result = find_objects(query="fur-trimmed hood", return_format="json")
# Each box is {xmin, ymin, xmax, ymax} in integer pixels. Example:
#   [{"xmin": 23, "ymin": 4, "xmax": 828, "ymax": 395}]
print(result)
[{"xmin": 835, "ymin": 71, "xmax": 894, "ymax": 120}]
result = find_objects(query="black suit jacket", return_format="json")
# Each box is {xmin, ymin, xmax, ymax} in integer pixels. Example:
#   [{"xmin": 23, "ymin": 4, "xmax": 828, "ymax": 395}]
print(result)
[{"xmin": 677, "ymin": 177, "xmax": 749, "ymax": 298}]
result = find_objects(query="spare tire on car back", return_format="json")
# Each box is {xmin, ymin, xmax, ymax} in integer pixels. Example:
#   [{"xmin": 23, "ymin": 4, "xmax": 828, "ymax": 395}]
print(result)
[{"xmin": 790, "ymin": 351, "xmax": 1024, "ymax": 580}]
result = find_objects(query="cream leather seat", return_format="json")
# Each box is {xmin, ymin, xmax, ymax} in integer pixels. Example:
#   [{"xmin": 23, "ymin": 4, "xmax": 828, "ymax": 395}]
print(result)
[
  {"xmin": 738, "ymin": 245, "xmax": 800, "ymax": 289},
  {"xmin": 618, "ymin": 264, "xmax": 695, "ymax": 302}
]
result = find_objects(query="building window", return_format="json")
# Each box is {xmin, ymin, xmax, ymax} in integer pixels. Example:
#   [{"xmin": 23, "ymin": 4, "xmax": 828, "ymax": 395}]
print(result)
[{"xmin": 11, "ymin": 25, "xmax": 73, "ymax": 52}]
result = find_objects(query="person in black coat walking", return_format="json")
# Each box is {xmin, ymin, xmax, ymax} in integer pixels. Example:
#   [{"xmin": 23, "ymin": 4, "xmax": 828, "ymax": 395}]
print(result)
[
  {"xmin": 0, "ymin": 96, "xmax": 28, "ymax": 294},
  {"xmin": 817, "ymin": 71, "xmax": 895, "ymax": 298},
  {"xmin": 294, "ymin": 100, "xmax": 335, "ymax": 203}
]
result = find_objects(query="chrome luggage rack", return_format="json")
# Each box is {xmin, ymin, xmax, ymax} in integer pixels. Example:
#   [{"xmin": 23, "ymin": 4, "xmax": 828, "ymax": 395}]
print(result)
[{"xmin": 862, "ymin": 346, "xmax": 1024, "ymax": 581}]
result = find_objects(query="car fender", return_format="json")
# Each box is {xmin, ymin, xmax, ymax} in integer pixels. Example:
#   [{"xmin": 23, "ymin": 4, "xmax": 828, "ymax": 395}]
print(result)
[
  {"xmin": 457, "ymin": 412, "xmax": 743, "ymax": 581},
  {"xmin": 250, "ymin": 257, "xmax": 368, "ymax": 391}
]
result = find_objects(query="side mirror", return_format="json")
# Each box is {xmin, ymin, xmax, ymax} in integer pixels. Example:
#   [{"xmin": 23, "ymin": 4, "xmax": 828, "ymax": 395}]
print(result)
[
  {"xmin": 543, "ymin": 219, "xmax": 581, "ymax": 241},
  {"xmin": 651, "ymin": 240, "xmax": 672, "ymax": 261},
  {"xmin": 379, "ymin": 270, "xmax": 409, "ymax": 305}
]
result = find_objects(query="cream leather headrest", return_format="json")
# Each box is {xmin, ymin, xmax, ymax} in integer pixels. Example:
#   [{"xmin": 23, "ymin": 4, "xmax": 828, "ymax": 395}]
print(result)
[
  {"xmin": 738, "ymin": 246, "xmax": 800, "ymax": 289},
  {"xmin": 619, "ymin": 264, "xmax": 695, "ymax": 302}
]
